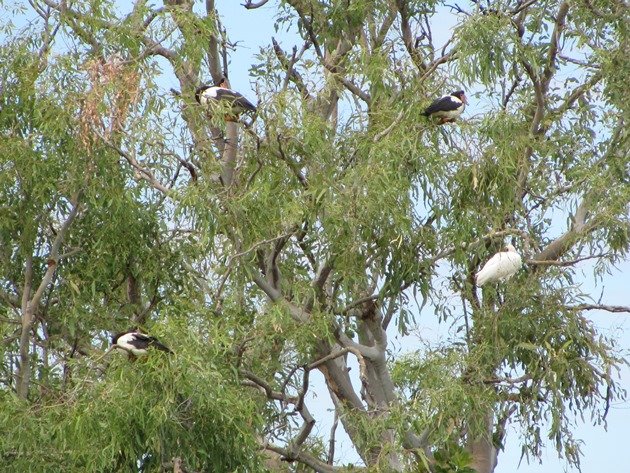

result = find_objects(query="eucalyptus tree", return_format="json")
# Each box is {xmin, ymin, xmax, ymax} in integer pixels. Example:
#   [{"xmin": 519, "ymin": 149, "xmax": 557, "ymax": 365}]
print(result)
[{"xmin": 0, "ymin": 0, "xmax": 628, "ymax": 471}]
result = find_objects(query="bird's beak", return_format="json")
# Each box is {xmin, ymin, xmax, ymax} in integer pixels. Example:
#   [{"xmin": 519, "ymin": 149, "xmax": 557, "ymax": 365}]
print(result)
[{"xmin": 462, "ymin": 94, "xmax": 468, "ymax": 104}]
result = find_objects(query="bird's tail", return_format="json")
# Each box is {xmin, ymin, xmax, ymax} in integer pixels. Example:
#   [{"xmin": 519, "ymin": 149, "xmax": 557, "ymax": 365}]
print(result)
[
  {"xmin": 475, "ymin": 272, "xmax": 487, "ymax": 287},
  {"xmin": 151, "ymin": 340, "xmax": 173, "ymax": 354},
  {"xmin": 228, "ymin": 95, "xmax": 257, "ymax": 113},
  {"xmin": 239, "ymin": 98, "xmax": 257, "ymax": 113}
]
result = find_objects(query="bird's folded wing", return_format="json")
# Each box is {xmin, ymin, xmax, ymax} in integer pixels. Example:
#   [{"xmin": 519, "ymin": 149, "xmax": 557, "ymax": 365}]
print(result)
[{"xmin": 424, "ymin": 96, "xmax": 461, "ymax": 115}]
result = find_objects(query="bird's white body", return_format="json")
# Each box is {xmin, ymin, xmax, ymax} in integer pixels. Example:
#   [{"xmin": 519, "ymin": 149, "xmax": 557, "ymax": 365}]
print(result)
[
  {"xmin": 475, "ymin": 244, "xmax": 522, "ymax": 286},
  {"xmin": 113, "ymin": 332, "xmax": 149, "ymax": 356},
  {"xmin": 197, "ymin": 86, "xmax": 222, "ymax": 104},
  {"xmin": 423, "ymin": 91, "xmax": 467, "ymax": 123},
  {"xmin": 196, "ymin": 84, "xmax": 256, "ymax": 113}
]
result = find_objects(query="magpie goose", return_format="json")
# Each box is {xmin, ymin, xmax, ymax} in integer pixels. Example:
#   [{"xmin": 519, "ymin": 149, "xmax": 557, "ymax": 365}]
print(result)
[
  {"xmin": 423, "ymin": 90, "xmax": 467, "ymax": 124},
  {"xmin": 475, "ymin": 244, "xmax": 522, "ymax": 286},
  {"xmin": 111, "ymin": 330, "xmax": 172, "ymax": 356},
  {"xmin": 195, "ymin": 77, "xmax": 257, "ymax": 120}
]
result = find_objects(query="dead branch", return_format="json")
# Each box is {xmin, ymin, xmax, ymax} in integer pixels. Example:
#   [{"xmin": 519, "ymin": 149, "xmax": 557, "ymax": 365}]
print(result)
[
  {"xmin": 527, "ymin": 253, "xmax": 610, "ymax": 267},
  {"xmin": 272, "ymin": 38, "xmax": 312, "ymax": 101},
  {"xmin": 569, "ymin": 304, "xmax": 630, "ymax": 314},
  {"xmin": 532, "ymin": 199, "xmax": 592, "ymax": 263},
  {"xmin": 242, "ymin": 0, "xmax": 269, "ymax": 9}
]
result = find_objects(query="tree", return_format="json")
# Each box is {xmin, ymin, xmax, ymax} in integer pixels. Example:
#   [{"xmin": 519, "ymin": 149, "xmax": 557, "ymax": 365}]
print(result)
[{"xmin": 0, "ymin": 0, "xmax": 628, "ymax": 471}]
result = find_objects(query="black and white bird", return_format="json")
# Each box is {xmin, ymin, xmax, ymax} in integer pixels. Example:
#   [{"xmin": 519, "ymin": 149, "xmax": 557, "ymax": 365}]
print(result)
[
  {"xmin": 423, "ymin": 90, "xmax": 467, "ymax": 124},
  {"xmin": 475, "ymin": 244, "xmax": 522, "ymax": 286},
  {"xmin": 111, "ymin": 330, "xmax": 172, "ymax": 357},
  {"xmin": 195, "ymin": 77, "xmax": 257, "ymax": 120}
]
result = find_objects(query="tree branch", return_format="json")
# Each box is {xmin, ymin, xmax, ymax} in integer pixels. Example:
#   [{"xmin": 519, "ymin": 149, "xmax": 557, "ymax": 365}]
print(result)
[
  {"xmin": 569, "ymin": 304, "xmax": 630, "ymax": 314},
  {"xmin": 263, "ymin": 443, "xmax": 347, "ymax": 472},
  {"xmin": 17, "ymin": 192, "xmax": 82, "ymax": 399},
  {"xmin": 242, "ymin": 0, "xmax": 269, "ymax": 9},
  {"xmin": 527, "ymin": 253, "xmax": 610, "ymax": 267},
  {"xmin": 395, "ymin": 0, "xmax": 427, "ymax": 71},
  {"xmin": 96, "ymin": 131, "xmax": 170, "ymax": 194},
  {"xmin": 272, "ymin": 38, "xmax": 312, "ymax": 101},
  {"xmin": 542, "ymin": 2, "xmax": 570, "ymax": 91},
  {"xmin": 251, "ymin": 273, "xmax": 310, "ymax": 323},
  {"xmin": 532, "ymin": 198, "xmax": 592, "ymax": 263}
]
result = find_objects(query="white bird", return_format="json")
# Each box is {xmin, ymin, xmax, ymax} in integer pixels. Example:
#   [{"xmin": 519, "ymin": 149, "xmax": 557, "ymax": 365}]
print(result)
[{"xmin": 475, "ymin": 244, "xmax": 522, "ymax": 286}]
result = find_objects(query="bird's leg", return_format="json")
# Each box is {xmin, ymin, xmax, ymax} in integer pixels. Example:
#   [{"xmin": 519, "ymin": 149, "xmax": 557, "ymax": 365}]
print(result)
[{"xmin": 495, "ymin": 285, "xmax": 504, "ymax": 306}]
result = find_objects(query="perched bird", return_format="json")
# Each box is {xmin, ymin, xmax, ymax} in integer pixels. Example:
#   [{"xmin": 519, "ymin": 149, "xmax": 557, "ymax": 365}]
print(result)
[
  {"xmin": 195, "ymin": 77, "xmax": 257, "ymax": 120},
  {"xmin": 111, "ymin": 330, "xmax": 172, "ymax": 356},
  {"xmin": 423, "ymin": 90, "xmax": 467, "ymax": 124},
  {"xmin": 475, "ymin": 244, "xmax": 522, "ymax": 286}
]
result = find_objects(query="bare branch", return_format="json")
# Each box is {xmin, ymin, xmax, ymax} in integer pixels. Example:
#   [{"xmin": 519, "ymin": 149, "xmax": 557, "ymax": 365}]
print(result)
[
  {"xmin": 418, "ymin": 52, "xmax": 456, "ymax": 83},
  {"xmin": 373, "ymin": 9, "xmax": 397, "ymax": 50},
  {"xmin": 220, "ymin": 122, "xmax": 239, "ymax": 187},
  {"xmin": 242, "ymin": 0, "xmax": 269, "ymax": 9},
  {"xmin": 483, "ymin": 374, "xmax": 532, "ymax": 385},
  {"xmin": 342, "ymin": 294, "xmax": 380, "ymax": 314},
  {"xmin": 241, "ymin": 370, "xmax": 296, "ymax": 403},
  {"xmin": 263, "ymin": 442, "xmax": 344, "ymax": 472},
  {"xmin": 251, "ymin": 273, "xmax": 310, "ymax": 323},
  {"xmin": 336, "ymin": 329, "xmax": 380, "ymax": 362},
  {"xmin": 142, "ymin": 7, "xmax": 166, "ymax": 29},
  {"xmin": 373, "ymin": 110, "xmax": 405, "ymax": 142},
  {"xmin": 331, "ymin": 74, "xmax": 371, "ymax": 104},
  {"xmin": 31, "ymin": 194, "xmax": 82, "ymax": 308},
  {"xmin": 527, "ymin": 253, "xmax": 610, "ymax": 267},
  {"xmin": 276, "ymin": 135, "xmax": 308, "ymax": 188},
  {"xmin": 229, "ymin": 231, "xmax": 297, "ymax": 265},
  {"xmin": 569, "ymin": 304, "xmax": 630, "ymax": 314},
  {"xmin": 395, "ymin": 0, "xmax": 427, "ymax": 71},
  {"xmin": 204, "ymin": 0, "xmax": 222, "ymax": 81},
  {"xmin": 510, "ymin": 0, "xmax": 542, "ymax": 15},
  {"xmin": 272, "ymin": 38, "xmax": 312, "ymax": 101},
  {"xmin": 542, "ymin": 2, "xmax": 570, "ymax": 90},
  {"xmin": 502, "ymin": 74, "xmax": 521, "ymax": 109},
  {"xmin": 327, "ymin": 408, "xmax": 339, "ymax": 464},
  {"xmin": 552, "ymin": 72, "xmax": 603, "ymax": 116},
  {"xmin": 96, "ymin": 131, "xmax": 170, "ymax": 194},
  {"xmin": 532, "ymin": 199, "xmax": 592, "ymax": 263},
  {"xmin": 304, "ymin": 257, "xmax": 335, "ymax": 312}
]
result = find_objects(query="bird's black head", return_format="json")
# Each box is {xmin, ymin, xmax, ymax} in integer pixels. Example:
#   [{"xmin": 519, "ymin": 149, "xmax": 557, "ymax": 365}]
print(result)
[
  {"xmin": 111, "ymin": 327, "xmax": 140, "ymax": 344},
  {"xmin": 194, "ymin": 85, "xmax": 210, "ymax": 103},
  {"xmin": 451, "ymin": 90, "xmax": 467, "ymax": 104},
  {"xmin": 214, "ymin": 76, "xmax": 228, "ymax": 88}
]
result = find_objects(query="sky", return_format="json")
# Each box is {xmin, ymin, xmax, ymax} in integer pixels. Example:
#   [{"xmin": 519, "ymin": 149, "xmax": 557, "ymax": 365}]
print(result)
[{"xmin": 210, "ymin": 2, "xmax": 630, "ymax": 472}]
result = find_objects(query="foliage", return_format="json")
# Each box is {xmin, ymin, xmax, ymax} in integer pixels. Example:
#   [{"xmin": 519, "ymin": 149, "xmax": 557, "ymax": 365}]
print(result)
[
  {"xmin": 0, "ymin": 339, "xmax": 263, "ymax": 472},
  {"xmin": 0, "ymin": 0, "xmax": 628, "ymax": 471}
]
